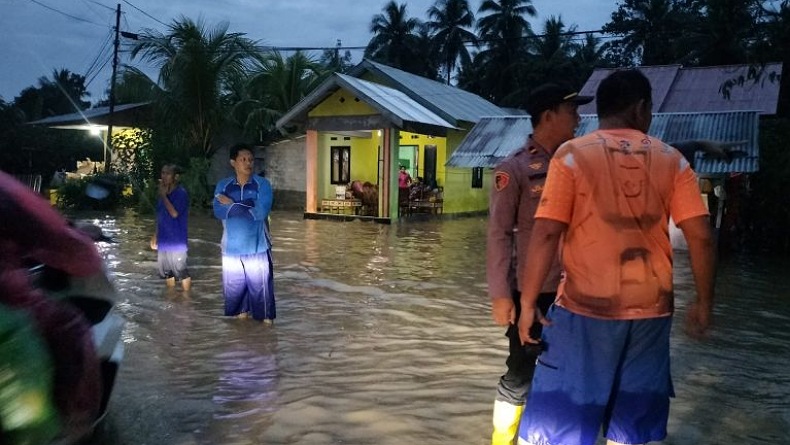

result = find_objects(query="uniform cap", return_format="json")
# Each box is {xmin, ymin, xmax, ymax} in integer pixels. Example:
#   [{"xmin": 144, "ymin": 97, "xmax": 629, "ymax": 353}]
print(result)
[{"xmin": 526, "ymin": 83, "xmax": 593, "ymax": 117}]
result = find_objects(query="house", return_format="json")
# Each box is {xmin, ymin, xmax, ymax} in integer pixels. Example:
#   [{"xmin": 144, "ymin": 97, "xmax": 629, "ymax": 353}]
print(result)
[
  {"xmin": 577, "ymin": 63, "xmax": 783, "ymax": 115},
  {"xmin": 275, "ymin": 59, "xmax": 508, "ymax": 223},
  {"xmin": 447, "ymin": 62, "xmax": 782, "ymax": 247}
]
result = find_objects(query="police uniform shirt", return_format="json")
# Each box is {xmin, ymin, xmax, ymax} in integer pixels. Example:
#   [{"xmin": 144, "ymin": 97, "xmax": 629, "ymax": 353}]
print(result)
[{"xmin": 486, "ymin": 136, "xmax": 563, "ymax": 300}]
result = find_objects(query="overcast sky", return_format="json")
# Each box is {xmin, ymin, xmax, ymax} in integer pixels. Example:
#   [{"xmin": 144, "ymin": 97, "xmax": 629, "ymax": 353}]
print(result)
[{"xmin": 0, "ymin": 0, "xmax": 617, "ymax": 103}]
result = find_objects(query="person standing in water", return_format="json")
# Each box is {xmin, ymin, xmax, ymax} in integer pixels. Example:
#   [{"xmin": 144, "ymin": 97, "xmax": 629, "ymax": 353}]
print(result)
[
  {"xmin": 151, "ymin": 164, "xmax": 191, "ymax": 291},
  {"xmin": 486, "ymin": 83, "xmax": 592, "ymax": 445},
  {"xmin": 213, "ymin": 143, "xmax": 276, "ymax": 324}
]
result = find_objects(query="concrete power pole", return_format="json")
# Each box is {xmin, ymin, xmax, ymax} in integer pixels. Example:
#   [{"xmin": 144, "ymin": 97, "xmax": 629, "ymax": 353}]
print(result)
[{"xmin": 104, "ymin": 3, "xmax": 121, "ymax": 173}]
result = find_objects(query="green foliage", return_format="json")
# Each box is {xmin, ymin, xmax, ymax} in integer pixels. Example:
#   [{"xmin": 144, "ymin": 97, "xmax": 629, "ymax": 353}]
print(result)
[
  {"xmin": 742, "ymin": 118, "xmax": 790, "ymax": 252},
  {"xmin": 113, "ymin": 129, "xmax": 154, "ymax": 198},
  {"xmin": 365, "ymin": 1, "xmax": 439, "ymax": 79},
  {"xmin": 128, "ymin": 17, "xmax": 260, "ymax": 159},
  {"xmin": 179, "ymin": 157, "xmax": 213, "ymax": 208},
  {"xmin": 56, "ymin": 173, "xmax": 128, "ymax": 211},
  {"xmin": 1, "ymin": 70, "xmax": 101, "ymax": 181}
]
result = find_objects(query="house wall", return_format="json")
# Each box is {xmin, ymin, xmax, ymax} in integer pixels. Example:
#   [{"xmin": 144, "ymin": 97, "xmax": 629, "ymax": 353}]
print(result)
[
  {"xmin": 316, "ymin": 132, "xmax": 381, "ymax": 201},
  {"xmin": 443, "ymin": 129, "xmax": 490, "ymax": 214},
  {"xmin": 311, "ymin": 88, "xmax": 378, "ymax": 117},
  {"xmin": 208, "ymin": 139, "xmax": 307, "ymax": 211},
  {"xmin": 397, "ymin": 131, "xmax": 446, "ymax": 186},
  {"xmin": 262, "ymin": 137, "xmax": 306, "ymax": 210}
]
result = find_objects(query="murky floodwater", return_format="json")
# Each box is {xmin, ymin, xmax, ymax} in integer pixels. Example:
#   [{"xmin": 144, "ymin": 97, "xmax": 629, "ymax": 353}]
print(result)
[{"xmin": 79, "ymin": 210, "xmax": 789, "ymax": 445}]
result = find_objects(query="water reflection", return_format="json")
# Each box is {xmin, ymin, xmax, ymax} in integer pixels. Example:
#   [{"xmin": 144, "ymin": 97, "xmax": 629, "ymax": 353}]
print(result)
[{"xmin": 79, "ymin": 210, "xmax": 788, "ymax": 445}]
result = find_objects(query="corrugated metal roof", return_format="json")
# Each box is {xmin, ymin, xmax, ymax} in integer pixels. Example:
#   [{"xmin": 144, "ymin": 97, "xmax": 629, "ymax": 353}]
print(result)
[
  {"xmin": 27, "ymin": 102, "xmax": 151, "ymax": 128},
  {"xmin": 578, "ymin": 64, "xmax": 782, "ymax": 115},
  {"xmin": 446, "ymin": 111, "xmax": 760, "ymax": 174},
  {"xmin": 444, "ymin": 116, "xmax": 533, "ymax": 168},
  {"xmin": 276, "ymin": 73, "xmax": 455, "ymax": 131},
  {"xmin": 335, "ymin": 73, "xmax": 456, "ymax": 129},
  {"xmin": 661, "ymin": 63, "xmax": 782, "ymax": 114},
  {"xmin": 355, "ymin": 59, "xmax": 508, "ymax": 125}
]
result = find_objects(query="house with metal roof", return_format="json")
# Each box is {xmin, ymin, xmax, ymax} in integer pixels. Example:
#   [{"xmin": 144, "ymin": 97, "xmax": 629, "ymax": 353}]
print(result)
[
  {"xmin": 447, "ymin": 111, "xmax": 760, "ymax": 175},
  {"xmin": 276, "ymin": 59, "xmax": 508, "ymax": 222},
  {"xmin": 577, "ymin": 63, "xmax": 783, "ymax": 115}
]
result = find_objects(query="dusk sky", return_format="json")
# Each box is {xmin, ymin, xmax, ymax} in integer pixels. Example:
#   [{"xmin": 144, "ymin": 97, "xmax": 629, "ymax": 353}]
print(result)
[{"xmin": 0, "ymin": 0, "xmax": 617, "ymax": 103}]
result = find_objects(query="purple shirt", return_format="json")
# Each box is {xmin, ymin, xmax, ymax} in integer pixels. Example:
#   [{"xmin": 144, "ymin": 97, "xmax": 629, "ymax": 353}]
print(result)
[{"xmin": 156, "ymin": 185, "xmax": 189, "ymax": 252}]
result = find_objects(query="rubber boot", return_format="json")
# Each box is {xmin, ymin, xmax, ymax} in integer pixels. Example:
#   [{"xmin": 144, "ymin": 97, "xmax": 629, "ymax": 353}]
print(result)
[{"xmin": 491, "ymin": 400, "xmax": 524, "ymax": 445}]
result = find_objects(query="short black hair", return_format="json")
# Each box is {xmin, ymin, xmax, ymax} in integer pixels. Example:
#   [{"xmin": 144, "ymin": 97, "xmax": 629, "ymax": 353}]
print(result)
[
  {"xmin": 162, "ymin": 163, "xmax": 183, "ymax": 175},
  {"xmin": 596, "ymin": 69, "xmax": 652, "ymax": 118},
  {"xmin": 229, "ymin": 143, "xmax": 255, "ymax": 160}
]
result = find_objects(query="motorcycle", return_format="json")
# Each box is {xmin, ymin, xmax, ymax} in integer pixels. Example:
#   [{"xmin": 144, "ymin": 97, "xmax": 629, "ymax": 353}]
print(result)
[{"xmin": 1, "ymin": 223, "xmax": 125, "ymax": 445}]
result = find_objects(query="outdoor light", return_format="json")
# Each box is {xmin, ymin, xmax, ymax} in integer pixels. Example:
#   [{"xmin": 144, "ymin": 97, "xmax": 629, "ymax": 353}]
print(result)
[{"xmin": 89, "ymin": 127, "xmax": 102, "ymax": 137}]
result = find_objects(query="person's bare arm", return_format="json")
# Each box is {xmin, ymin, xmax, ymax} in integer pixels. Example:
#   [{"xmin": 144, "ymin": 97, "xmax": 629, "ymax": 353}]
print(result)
[
  {"xmin": 677, "ymin": 215, "xmax": 716, "ymax": 339},
  {"xmin": 517, "ymin": 218, "xmax": 567, "ymax": 344},
  {"xmin": 159, "ymin": 183, "xmax": 179, "ymax": 218}
]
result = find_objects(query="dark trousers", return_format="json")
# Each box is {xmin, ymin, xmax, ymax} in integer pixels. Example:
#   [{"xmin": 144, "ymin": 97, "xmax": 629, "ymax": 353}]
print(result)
[{"xmin": 495, "ymin": 291, "xmax": 556, "ymax": 404}]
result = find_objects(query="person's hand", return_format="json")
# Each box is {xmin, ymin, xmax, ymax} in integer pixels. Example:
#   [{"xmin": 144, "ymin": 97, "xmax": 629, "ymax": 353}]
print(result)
[
  {"xmin": 150, "ymin": 234, "xmax": 157, "ymax": 250},
  {"xmin": 158, "ymin": 180, "xmax": 170, "ymax": 197},
  {"xmin": 685, "ymin": 300, "xmax": 713, "ymax": 340},
  {"xmin": 491, "ymin": 298, "xmax": 515, "ymax": 326},
  {"xmin": 216, "ymin": 194, "xmax": 233, "ymax": 205},
  {"xmin": 518, "ymin": 305, "xmax": 550, "ymax": 345}
]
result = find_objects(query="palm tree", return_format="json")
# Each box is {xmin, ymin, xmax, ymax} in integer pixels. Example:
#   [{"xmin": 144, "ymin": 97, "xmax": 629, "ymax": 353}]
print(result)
[
  {"xmin": 685, "ymin": 0, "xmax": 759, "ymax": 66},
  {"xmin": 14, "ymin": 69, "xmax": 91, "ymax": 121},
  {"xmin": 365, "ymin": 1, "xmax": 424, "ymax": 73},
  {"xmin": 476, "ymin": 0, "xmax": 535, "ymax": 45},
  {"xmin": 571, "ymin": 32, "xmax": 608, "ymax": 86},
  {"xmin": 235, "ymin": 51, "xmax": 326, "ymax": 141},
  {"xmin": 529, "ymin": 17, "xmax": 577, "ymax": 78},
  {"xmin": 128, "ymin": 17, "xmax": 259, "ymax": 159},
  {"xmin": 426, "ymin": 0, "xmax": 478, "ymax": 84},
  {"xmin": 602, "ymin": 0, "xmax": 691, "ymax": 66},
  {"xmin": 474, "ymin": 0, "xmax": 537, "ymax": 104}
]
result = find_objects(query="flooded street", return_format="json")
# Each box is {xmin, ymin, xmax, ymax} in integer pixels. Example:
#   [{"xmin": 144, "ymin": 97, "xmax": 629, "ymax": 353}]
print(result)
[{"xmin": 81, "ymin": 210, "xmax": 789, "ymax": 445}]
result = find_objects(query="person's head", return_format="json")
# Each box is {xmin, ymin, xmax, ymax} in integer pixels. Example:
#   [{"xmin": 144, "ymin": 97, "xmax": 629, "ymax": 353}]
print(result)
[
  {"xmin": 159, "ymin": 164, "xmax": 181, "ymax": 186},
  {"xmin": 399, "ymin": 165, "xmax": 406, "ymax": 171},
  {"xmin": 527, "ymin": 83, "xmax": 593, "ymax": 143},
  {"xmin": 596, "ymin": 69, "xmax": 653, "ymax": 133},
  {"xmin": 229, "ymin": 143, "xmax": 255, "ymax": 179}
]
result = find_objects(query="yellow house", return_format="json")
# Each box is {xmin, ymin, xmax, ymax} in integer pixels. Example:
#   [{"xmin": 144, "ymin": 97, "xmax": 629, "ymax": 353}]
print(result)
[{"xmin": 276, "ymin": 60, "xmax": 508, "ymax": 223}]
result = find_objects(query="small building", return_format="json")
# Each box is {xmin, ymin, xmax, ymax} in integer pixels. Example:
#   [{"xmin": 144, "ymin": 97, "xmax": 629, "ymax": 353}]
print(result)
[{"xmin": 275, "ymin": 59, "xmax": 508, "ymax": 223}]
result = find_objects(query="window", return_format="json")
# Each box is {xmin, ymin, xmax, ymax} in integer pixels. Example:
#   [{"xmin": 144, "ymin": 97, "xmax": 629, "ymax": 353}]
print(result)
[
  {"xmin": 471, "ymin": 167, "xmax": 483, "ymax": 188},
  {"xmin": 331, "ymin": 146, "xmax": 351, "ymax": 184}
]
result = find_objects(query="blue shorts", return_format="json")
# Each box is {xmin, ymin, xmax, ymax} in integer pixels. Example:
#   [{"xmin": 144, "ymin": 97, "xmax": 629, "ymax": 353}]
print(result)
[{"xmin": 518, "ymin": 305, "xmax": 674, "ymax": 445}]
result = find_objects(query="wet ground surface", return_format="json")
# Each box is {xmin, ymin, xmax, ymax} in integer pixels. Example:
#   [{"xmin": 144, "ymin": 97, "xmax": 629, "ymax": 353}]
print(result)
[{"xmin": 79, "ymin": 210, "xmax": 789, "ymax": 444}]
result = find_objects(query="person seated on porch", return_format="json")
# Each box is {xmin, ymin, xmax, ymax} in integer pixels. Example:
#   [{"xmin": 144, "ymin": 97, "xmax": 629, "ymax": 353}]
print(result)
[
  {"xmin": 360, "ymin": 182, "xmax": 378, "ymax": 216},
  {"xmin": 349, "ymin": 180, "xmax": 364, "ymax": 200},
  {"xmin": 409, "ymin": 177, "xmax": 429, "ymax": 201}
]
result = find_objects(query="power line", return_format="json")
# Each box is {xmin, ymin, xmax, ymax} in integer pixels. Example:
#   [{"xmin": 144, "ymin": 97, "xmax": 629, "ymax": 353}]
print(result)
[
  {"xmin": 28, "ymin": 0, "xmax": 108, "ymax": 28},
  {"xmin": 121, "ymin": 0, "xmax": 169, "ymax": 28},
  {"xmin": 84, "ymin": 29, "xmax": 115, "ymax": 82},
  {"xmin": 83, "ymin": 0, "xmax": 116, "ymax": 11}
]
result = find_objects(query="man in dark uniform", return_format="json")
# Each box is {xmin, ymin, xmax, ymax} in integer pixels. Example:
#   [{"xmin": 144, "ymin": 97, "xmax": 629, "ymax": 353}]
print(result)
[{"xmin": 486, "ymin": 84, "xmax": 593, "ymax": 445}]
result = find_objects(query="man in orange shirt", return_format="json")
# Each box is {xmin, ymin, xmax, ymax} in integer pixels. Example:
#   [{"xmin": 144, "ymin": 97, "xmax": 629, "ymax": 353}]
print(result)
[{"xmin": 515, "ymin": 69, "xmax": 716, "ymax": 445}]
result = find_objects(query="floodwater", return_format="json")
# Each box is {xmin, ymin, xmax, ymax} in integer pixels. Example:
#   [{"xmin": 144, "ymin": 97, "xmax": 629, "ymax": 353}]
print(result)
[{"xmin": 80, "ymin": 210, "xmax": 789, "ymax": 445}]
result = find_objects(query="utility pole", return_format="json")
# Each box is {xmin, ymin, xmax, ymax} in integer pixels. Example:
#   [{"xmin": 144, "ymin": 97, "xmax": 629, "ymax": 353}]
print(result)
[{"xmin": 104, "ymin": 3, "xmax": 121, "ymax": 173}]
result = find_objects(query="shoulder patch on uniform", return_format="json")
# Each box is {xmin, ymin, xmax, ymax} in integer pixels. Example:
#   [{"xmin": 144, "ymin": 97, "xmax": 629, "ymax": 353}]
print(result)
[{"xmin": 494, "ymin": 171, "xmax": 510, "ymax": 191}]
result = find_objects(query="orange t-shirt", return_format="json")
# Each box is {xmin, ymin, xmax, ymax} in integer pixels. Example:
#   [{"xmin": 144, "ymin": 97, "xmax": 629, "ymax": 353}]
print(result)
[{"xmin": 535, "ymin": 129, "xmax": 709, "ymax": 320}]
